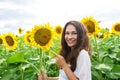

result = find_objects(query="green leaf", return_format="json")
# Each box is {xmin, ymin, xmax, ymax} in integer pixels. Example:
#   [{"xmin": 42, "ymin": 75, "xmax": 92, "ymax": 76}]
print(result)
[
  {"xmin": 103, "ymin": 56, "xmax": 114, "ymax": 65},
  {"xmin": 6, "ymin": 53, "xmax": 25, "ymax": 64},
  {"xmin": 106, "ymin": 64, "xmax": 120, "ymax": 79},
  {"xmin": 112, "ymin": 65, "xmax": 120, "ymax": 73},
  {"xmin": 116, "ymin": 52, "xmax": 120, "ymax": 61},
  {"xmin": 92, "ymin": 69, "xmax": 101, "ymax": 80},
  {"xmin": 95, "ymin": 63, "xmax": 112, "ymax": 71}
]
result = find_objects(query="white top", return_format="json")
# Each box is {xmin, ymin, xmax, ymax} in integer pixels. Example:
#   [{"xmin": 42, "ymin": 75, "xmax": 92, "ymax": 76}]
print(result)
[{"xmin": 59, "ymin": 49, "xmax": 91, "ymax": 80}]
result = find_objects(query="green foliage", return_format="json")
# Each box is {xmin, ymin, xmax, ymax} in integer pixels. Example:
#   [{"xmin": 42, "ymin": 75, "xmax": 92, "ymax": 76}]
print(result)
[
  {"xmin": 0, "ymin": 36, "xmax": 60, "ymax": 80},
  {"xmin": 91, "ymin": 34, "xmax": 120, "ymax": 80},
  {"xmin": 0, "ymin": 34, "xmax": 120, "ymax": 80}
]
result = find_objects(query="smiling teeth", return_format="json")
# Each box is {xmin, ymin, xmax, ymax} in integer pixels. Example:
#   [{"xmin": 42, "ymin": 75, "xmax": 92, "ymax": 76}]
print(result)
[{"xmin": 68, "ymin": 40, "xmax": 73, "ymax": 43}]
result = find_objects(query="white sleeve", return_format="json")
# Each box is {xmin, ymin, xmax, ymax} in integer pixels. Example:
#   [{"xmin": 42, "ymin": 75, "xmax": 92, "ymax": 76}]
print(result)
[{"xmin": 74, "ymin": 49, "xmax": 91, "ymax": 80}]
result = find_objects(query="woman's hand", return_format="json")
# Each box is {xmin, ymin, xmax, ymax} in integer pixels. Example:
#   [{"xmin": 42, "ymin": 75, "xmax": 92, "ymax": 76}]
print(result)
[
  {"xmin": 37, "ymin": 68, "xmax": 59, "ymax": 80},
  {"xmin": 37, "ymin": 69, "xmax": 48, "ymax": 80},
  {"xmin": 56, "ymin": 55, "xmax": 68, "ymax": 69},
  {"xmin": 50, "ymin": 50, "xmax": 68, "ymax": 69}
]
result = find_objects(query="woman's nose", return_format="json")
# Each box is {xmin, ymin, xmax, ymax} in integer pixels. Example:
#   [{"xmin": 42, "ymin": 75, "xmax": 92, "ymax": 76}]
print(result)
[{"xmin": 67, "ymin": 34, "xmax": 73, "ymax": 38}]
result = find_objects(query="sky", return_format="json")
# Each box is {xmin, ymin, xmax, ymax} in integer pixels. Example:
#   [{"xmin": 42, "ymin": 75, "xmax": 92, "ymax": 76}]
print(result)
[{"xmin": 0, "ymin": 0, "xmax": 120, "ymax": 34}]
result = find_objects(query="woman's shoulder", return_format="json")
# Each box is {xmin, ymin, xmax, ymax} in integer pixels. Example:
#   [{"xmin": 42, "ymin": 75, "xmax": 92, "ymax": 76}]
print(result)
[
  {"xmin": 77, "ymin": 49, "xmax": 91, "ymax": 62},
  {"xmin": 80, "ymin": 49, "xmax": 88, "ymax": 54},
  {"xmin": 78, "ymin": 49, "xmax": 89, "ymax": 57}
]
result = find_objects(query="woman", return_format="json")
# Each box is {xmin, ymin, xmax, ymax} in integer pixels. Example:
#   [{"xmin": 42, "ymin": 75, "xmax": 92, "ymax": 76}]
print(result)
[{"xmin": 38, "ymin": 20, "xmax": 92, "ymax": 80}]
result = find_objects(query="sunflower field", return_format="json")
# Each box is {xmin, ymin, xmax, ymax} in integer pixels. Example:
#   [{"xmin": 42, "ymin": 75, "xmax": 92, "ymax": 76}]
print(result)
[{"xmin": 0, "ymin": 16, "xmax": 120, "ymax": 80}]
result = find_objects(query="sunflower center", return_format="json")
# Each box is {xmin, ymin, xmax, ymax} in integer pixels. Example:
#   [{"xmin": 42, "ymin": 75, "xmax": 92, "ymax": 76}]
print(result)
[
  {"xmin": 5, "ymin": 36, "xmax": 14, "ymax": 46},
  {"xmin": 27, "ymin": 35, "xmax": 31, "ymax": 43},
  {"xmin": 18, "ymin": 28, "xmax": 22, "ymax": 34},
  {"xmin": 85, "ymin": 21, "xmax": 95, "ymax": 33},
  {"xmin": 56, "ymin": 27, "xmax": 62, "ymax": 34},
  {"xmin": 115, "ymin": 24, "xmax": 120, "ymax": 31},
  {"xmin": 34, "ymin": 28, "xmax": 51, "ymax": 46},
  {"xmin": 0, "ymin": 38, "xmax": 3, "ymax": 44}
]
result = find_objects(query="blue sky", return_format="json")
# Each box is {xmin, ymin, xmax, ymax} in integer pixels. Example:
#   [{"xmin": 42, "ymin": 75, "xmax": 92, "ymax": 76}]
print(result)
[{"xmin": 0, "ymin": 0, "xmax": 120, "ymax": 34}]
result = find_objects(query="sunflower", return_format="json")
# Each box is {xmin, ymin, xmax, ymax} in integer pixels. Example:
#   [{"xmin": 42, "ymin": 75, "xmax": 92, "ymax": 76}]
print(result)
[
  {"xmin": 3, "ymin": 32, "xmax": 17, "ymax": 50},
  {"xmin": 31, "ymin": 23, "xmax": 55, "ymax": 50},
  {"xmin": 81, "ymin": 16, "xmax": 100, "ymax": 34},
  {"xmin": 112, "ymin": 22, "xmax": 120, "ymax": 34},
  {"xmin": 24, "ymin": 31, "xmax": 32, "ymax": 45},
  {"xmin": 18, "ymin": 27, "xmax": 23, "ymax": 34},
  {"xmin": 54, "ymin": 25, "xmax": 63, "ymax": 36},
  {"xmin": 96, "ymin": 28, "xmax": 111, "ymax": 38},
  {"xmin": 26, "ymin": 30, "xmax": 31, "ymax": 33},
  {"xmin": 0, "ymin": 35, "xmax": 3, "ymax": 44}
]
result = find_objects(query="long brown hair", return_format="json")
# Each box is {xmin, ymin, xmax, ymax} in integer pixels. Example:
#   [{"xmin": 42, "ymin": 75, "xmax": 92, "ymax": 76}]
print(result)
[{"xmin": 60, "ymin": 20, "xmax": 92, "ymax": 71}]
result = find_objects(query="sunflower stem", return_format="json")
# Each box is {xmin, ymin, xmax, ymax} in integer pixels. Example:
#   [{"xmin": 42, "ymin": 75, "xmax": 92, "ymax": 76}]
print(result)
[
  {"xmin": 19, "ymin": 64, "xmax": 24, "ymax": 80},
  {"xmin": 117, "ymin": 34, "xmax": 120, "ymax": 44},
  {"xmin": 39, "ymin": 48, "xmax": 44, "ymax": 69},
  {"xmin": 25, "ymin": 60, "xmax": 40, "ymax": 74},
  {"xmin": 38, "ymin": 48, "xmax": 47, "ymax": 74},
  {"xmin": 94, "ymin": 34, "xmax": 100, "ymax": 62}
]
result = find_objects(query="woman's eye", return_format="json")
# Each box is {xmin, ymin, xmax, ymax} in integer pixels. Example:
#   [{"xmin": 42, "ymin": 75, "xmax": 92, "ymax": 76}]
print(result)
[
  {"xmin": 65, "ymin": 31, "xmax": 77, "ymax": 35},
  {"xmin": 65, "ymin": 32, "xmax": 69, "ymax": 35},
  {"xmin": 72, "ymin": 32, "xmax": 77, "ymax": 35}
]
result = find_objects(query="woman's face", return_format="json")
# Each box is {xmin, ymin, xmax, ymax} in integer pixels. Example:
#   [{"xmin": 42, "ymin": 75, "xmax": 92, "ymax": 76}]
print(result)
[{"xmin": 65, "ymin": 24, "xmax": 77, "ymax": 48}]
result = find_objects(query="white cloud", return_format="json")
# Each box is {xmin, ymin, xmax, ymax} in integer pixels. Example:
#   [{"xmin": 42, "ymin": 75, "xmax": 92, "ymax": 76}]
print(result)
[{"xmin": 0, "ymin": 0, "xmax": 120, "ymax": 34}]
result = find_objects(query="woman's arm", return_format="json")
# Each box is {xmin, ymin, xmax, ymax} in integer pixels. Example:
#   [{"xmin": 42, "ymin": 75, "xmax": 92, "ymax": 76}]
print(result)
[
  {"xmin": 47, "ymin": 77, "xmax": 59, "ymax": 80},
  {"xmin": 38, "ymin": 74, "xmax": 59, "ymax": 80},
  {"xmin": 37, "ymin": 69, "xmax": 59, "ymax": 80},
  {"xmin": 51, "ymin": 50, "xmax": 79, "ymax": 80},
  {"xmin": 62, "ymin": 65, "xmax": 79, "ymax": 80},
  {"xmin": 56, "ymin": 55, "xmax": 79, "ymax": 80},
  {"xmin": 74, "ymin": 50, "xmax": 91, "ymax": 80}
]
